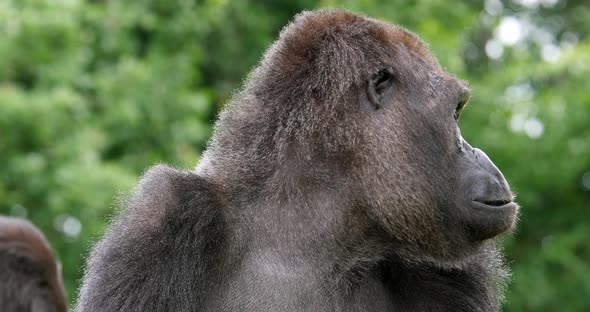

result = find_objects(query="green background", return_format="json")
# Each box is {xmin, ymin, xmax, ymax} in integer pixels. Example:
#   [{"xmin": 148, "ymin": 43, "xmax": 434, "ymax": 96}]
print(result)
[{"xmin": 1, "ymin": 0, "xmax": 589, "ymax": 310}]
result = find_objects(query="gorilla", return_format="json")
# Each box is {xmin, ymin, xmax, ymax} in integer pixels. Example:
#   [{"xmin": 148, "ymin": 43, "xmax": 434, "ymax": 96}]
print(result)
[
  {"xmin": 0, "ymin": 216, "xmax": 67, "ymax": 312},
  {"xmin": 77, "ymin": 9, "xmax": 519, "ymax": 311}
]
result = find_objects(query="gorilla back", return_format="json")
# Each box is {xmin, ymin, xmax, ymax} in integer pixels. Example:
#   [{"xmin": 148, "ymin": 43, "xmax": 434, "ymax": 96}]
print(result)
[{"xmin": 77, "ymin": 9, "xmax": 518, "ymax": 312}]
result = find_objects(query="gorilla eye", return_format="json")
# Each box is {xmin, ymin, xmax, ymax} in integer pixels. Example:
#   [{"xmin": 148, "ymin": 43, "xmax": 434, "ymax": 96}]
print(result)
[
  {"xmin": 454, "ymin": 100, "xmax": 466, "ymax": 121},
  {"xmin": 453, "ymin": 105, "xmax": 461, "ymax": 121},
  {"xmin": 367, "ymin": 69, "xmax": 395, "ymax": 109},
  {"xmin": 454, "ymin": 88, "xmax": 470, "ymax": 121}
]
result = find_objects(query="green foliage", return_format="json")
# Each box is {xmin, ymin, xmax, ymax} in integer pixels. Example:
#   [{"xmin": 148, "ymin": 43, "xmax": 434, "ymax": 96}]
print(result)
[{"xmin": 0, "ymin": 0, "xmax": 588, "ymax": 310}]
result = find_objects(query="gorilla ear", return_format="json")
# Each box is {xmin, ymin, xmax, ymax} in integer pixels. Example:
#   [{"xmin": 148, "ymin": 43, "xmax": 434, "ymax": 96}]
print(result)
[{"xmin": 367, "ymin": 69, "xmax": 395, "ymax": 109}]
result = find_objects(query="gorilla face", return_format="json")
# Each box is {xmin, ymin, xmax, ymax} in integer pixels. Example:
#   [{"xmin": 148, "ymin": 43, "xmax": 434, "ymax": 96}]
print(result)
[{"xmin": 356, "ymin": 33, "xmax": 519, "ymax": 264}]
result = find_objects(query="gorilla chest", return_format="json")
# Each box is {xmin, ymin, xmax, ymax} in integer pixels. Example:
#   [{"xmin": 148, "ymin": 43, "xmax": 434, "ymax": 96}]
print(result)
[
  {"xmin": 214, "ymin": 273, "xmax": 397, "ymax": 311},
  {"xmin": 210, "ymin": 260, "xmax": 490, "ymax": 312}
]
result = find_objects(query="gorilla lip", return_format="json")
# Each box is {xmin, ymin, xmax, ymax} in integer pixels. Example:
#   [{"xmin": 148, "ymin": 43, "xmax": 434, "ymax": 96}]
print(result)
[
  {"xmin": 471, "ymin": 199, "xmax": 517, "ymax": 210},
  {"xmin": 473, "ymin": 199, "xmax": 512, "ymax": 207}
]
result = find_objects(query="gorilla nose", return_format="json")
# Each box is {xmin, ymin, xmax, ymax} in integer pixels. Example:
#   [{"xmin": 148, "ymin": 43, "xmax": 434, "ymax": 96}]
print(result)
[
  {"xmin": 461, "ymin": 137, "xmax": 514, "ymax": 205},
  {"xmin": 472, "ymin": 148, "xmax": 503, "ymax": 179},
  {"xmin": 461, "ymin": 139, "xmax": 502, "ymax": 178},
  {"xmin": 461, "ymin": 137, "xmax": 473, "ymax": 153}
]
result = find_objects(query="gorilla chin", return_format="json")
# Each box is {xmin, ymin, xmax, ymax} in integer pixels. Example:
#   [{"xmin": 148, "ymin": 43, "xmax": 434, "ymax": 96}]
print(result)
[{"xmin": 459, "ymin": 137, "xmax": 519, "ymax": 241}]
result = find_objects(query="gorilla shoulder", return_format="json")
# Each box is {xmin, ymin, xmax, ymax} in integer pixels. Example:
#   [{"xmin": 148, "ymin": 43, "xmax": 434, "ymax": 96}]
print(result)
[
  {"xmin": 119, "ymin": 165, "xmax": 219, "ymax": 231},
  {"xmin": 76, "ymin": 164, "xmax": 226, "ymax": 311}
]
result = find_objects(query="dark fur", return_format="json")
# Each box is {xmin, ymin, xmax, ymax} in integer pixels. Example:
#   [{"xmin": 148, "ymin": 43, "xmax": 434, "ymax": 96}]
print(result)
[
  {"xmin": 77, "ymin": 9, "xmax": 518, "ymax": 311},
  {"xmin": 0, "ymin": 216, "xmax": 67, "ymax": 312}
]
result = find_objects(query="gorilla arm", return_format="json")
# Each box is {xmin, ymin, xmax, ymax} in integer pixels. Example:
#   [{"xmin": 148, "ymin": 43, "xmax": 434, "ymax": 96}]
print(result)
[{"xmin": 76, "ymin": 165, "xmax": 225, "ymax": 312}]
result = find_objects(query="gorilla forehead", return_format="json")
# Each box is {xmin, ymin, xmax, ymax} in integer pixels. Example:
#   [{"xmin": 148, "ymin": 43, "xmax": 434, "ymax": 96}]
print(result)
[{"xmin": 261, "ymin": 9, "xmax": 438, "ymax": 79}]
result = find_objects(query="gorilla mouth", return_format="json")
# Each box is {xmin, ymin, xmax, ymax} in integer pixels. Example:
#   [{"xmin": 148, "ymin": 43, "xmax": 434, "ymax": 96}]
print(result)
[
  {"xmin": 475, "ymin": 199, "xmax": 512, "ymax": 207},
  {"xmin": 469, "ymin": 198, "xmax": 518, "ymax": 239},
  {"xmin": 472, "ymin": 198, "xmax": 513, "ymax": 208}
]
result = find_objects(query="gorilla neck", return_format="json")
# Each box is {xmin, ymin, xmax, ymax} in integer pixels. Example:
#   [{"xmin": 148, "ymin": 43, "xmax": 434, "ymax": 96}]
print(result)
[
  {"xmin": 198, "ymin": 154, "xmax": 504, "ymax": 310},
  {"xmin": 199, "ymin": 152, "xmax": 385, "ymax": 276}
]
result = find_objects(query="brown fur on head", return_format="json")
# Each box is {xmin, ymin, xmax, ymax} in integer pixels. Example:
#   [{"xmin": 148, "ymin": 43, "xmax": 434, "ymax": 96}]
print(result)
[
  {"xmin": 0, "ymin": 216, "xmax": 67, "ymax": 312},
  {"xmin": 204, "ymin": 9, "xmax": 518, "ymax": 266}
]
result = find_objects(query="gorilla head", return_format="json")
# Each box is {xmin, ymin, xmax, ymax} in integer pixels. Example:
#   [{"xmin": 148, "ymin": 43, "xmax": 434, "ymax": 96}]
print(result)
[
  {"xmin": 344, "ymin": 20, "xmax": 519, "ymax": 264},
  {"xmin": 0, "ymin": 216, "xmax": 67, "ymax": 312},
  {"xmin": 203, "ymin": 9, "xmax": 519, "ymax": 266}
]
